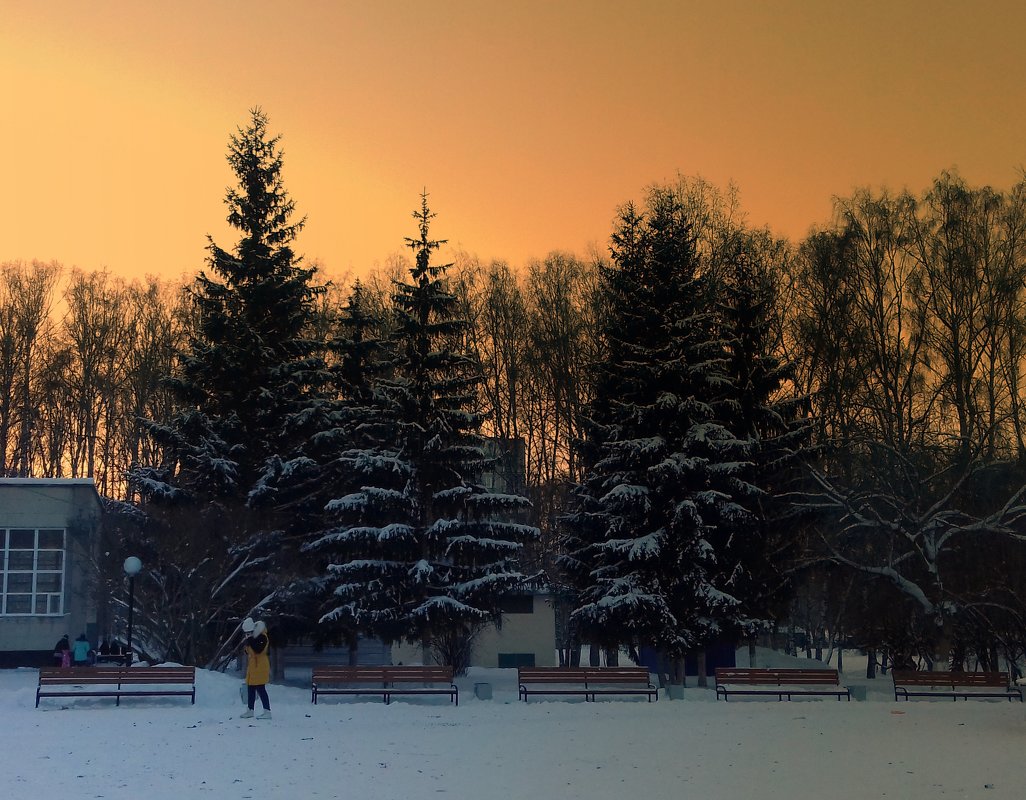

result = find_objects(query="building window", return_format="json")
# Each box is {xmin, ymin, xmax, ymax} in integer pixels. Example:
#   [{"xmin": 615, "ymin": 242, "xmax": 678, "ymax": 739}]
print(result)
[
  {"xmin": 1, "ymin": 528, "xmax": 65, "ymax": 616},
  {"xmin": 499, "ymin": 594, "xmax": 534, "ymax": 614},
  {"xmin": 498, "ymin": 652, "xmax": 536, "ymax": 668}
]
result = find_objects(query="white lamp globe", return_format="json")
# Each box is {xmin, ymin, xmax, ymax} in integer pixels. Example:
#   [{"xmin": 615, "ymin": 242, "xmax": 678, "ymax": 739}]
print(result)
[{"xmin": 123, "ymin": 556, "xmax": 143, "ymax": 576}]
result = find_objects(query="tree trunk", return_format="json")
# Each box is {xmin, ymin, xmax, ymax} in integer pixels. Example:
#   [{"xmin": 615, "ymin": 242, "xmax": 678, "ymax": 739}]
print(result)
[
  {"xmin": 696, "ymin": 651, "xmax": 707, "ymax": 688},
  {"xmin": 671, "ymin": 656, "xmax": 685, "ymax": 687},
  {"xmin": 748, "ymin": 639, "xmax": 757, "ymax": 668},
  {"xmin": 866, "ymin": 648, "xmax": 876, "ymax": 679},
  {"xmin": 656, "ymin": 653, "xmax": 670, "ymax": 688},
  {"xmin": 270, "ymin": 644, "xmax": 284, "ymax": 681},
  {"xmin": 589, "ymin": 643, "xmax": 600, "ymax": 667}
]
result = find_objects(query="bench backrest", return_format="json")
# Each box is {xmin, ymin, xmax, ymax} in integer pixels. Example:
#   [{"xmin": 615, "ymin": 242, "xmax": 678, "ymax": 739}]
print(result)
[
  {"xmin": 891, "ymin": 670, "xmax": 1010, "ymax": 688},
  {"xmin": 312, "ymin": 666, "xmax": 388, "ymax": 684},
  {"xmin": 38, "ymin": 666, "xmax": 195, "ymax": 685},
  {"xmin": 518, "ymin": 666, "xmax": 652, "ymax": 685},
  {"xmin": 384, "ymin": 666, "xmax": 454, "ymax": 684},
  {"xmin": 582, "ymin": 667, "xmax": 652, "ymax": 684},
  {"xmin": 518, "ymin": 667, "xmax": 589, "ymax": 684},
  {"xmin": 714, "ymin": 667, "xmax": 840, "ymax": 686},
  {"xmin": 312, "ymin": 665, "xmax": 454, "ymax": 684}
]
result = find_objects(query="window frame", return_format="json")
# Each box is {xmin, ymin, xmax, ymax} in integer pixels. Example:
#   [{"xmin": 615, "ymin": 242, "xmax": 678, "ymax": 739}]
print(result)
[
  {"xmin": 498, "ymin": 652, "xmax": 536, "ymax": 668},
  {"xmin": 498, "ymin": 594, "xmax": 534, "ymax": 614},
  {"xmin": 1, "ymin": 527, "xmax": 66, "ymax": 617}
]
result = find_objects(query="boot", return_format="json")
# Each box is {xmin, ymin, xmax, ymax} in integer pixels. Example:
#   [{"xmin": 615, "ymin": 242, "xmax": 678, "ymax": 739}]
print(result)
[
  {"xmin": 257, "ymin": 710, "xmax": 272, "ymax": 720},
  {"xmin": 240, "ymin": 709, "xmax": 254, "ymax": 719}
]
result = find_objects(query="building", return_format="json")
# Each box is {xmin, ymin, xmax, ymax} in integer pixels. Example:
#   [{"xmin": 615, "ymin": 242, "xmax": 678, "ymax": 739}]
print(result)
[
  {"xmin": 0, "ymin": 478, "xmax": 104, "ymax": 667},
  {"xmin": 470, "ymin": 589, "xmax": 558, "ymax": 667},
  {"xmin": 481, "ymin": 437, "xmax": 527, "ymax": 496},
  {"xmin": 391, "ymin": 589, "xmax": 558, "ymax": 669}
]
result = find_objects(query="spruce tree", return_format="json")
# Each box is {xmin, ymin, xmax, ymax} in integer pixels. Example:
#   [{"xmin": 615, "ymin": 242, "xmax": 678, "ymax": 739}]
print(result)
[
  {"xmin": 562, "ymin": 185, "xmax": 753, "ymax": 682},
  {"xmin": 254, "ymin": 281, "xmax": 393, "ymax": 651},
  {"xmin": 126, "ymin": 108, "xmax": 325, "ymax": 664},
  {"xmin": 303, "ymin": 196, "xmax": 537, "ymax": 670},
  {"xmin": 715, "ymin": 243, "xmax": 810, "ymax": 647}
]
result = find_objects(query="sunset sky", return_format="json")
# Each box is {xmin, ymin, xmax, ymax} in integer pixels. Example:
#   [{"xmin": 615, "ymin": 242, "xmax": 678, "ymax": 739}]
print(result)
[{"xmin": 2, "ymin": 1, "xmax": 1024, "ymax": 283}]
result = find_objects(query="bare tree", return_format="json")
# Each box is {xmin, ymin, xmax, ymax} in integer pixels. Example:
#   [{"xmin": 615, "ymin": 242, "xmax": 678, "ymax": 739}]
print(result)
[
  {"xmin": 792, "ymin": 177, "xmax": 1026, "ymax": 666},
  {"xmin": 0, "ymin": 261, "xmax": 60, "ymax": 475},
  {"xmin": 119, "ymin": 278, "xmax": 188, "ymax": 498},
  {"xmin": 907, "ymin": 173, "xmax": 1013, "ymax": 461},
  {"xmin": 57, "ymin": 270, "xmax": 134, "ymax": 494}
]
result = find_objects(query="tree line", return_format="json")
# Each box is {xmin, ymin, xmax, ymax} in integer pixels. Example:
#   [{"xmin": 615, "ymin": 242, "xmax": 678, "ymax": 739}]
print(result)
[{"xmin": 8, "ymin": 109, "xmax": 1026, "ymax": 678}]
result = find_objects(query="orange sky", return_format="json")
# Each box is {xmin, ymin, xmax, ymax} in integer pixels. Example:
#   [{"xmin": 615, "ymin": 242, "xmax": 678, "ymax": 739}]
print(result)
[{"xmin": 2, "ymin": 1, "xmax": 1024, "ymax": 283}]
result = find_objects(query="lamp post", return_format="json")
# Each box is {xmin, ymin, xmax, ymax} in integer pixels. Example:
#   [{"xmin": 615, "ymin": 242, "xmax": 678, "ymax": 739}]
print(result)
[{"xmin": 123, "ymin": 556, "xmax": 142, "ymax": 666}]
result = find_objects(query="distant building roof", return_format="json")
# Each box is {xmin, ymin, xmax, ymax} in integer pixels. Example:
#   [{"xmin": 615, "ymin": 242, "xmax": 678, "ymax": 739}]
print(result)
[
  {"xmin": 0, "ymin": 478, "xmax": 103, "ymax": 509},
  {"xmin": 0, "ymin": 478, "xmax": 98, "ymax": 487}
]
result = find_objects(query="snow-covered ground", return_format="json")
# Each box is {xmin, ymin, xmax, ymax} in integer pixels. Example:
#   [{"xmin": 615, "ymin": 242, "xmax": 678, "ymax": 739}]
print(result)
[{"xmin": 2, "ymin": 649, "xmax": 1023, "ymax": 799}]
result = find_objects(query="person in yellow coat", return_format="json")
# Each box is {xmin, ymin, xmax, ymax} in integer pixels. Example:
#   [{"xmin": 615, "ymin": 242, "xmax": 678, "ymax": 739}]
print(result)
[{"xmin": 240, "ymin": 618, "xmax": 271, "ymax": 719}]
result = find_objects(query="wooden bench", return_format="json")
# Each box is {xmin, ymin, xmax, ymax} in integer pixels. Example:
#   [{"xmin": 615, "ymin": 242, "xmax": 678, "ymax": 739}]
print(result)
[
  {"xmin": 517, "ymin": 666, "xmax": 658, "ymax": 702},
  {"xmin": 891, "ymin": 670, "xmax": 1023, "ymax": 702},
  {"xmin": 311, "ymin": 665, "xmax": 458, "ymax": 705},
  {"xmin": 714, "ymin": 667, "xmax": 851, "ymax": 701},
  {"xmin": 36, "ymin": 666, "xmax": 196, "ymax": 708}
]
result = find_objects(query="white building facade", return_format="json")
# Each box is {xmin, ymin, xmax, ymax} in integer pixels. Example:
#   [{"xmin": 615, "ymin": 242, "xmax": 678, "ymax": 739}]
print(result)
[{"xmin": 0, "ymin": 478, "xmax": 103, "ymax": 667}]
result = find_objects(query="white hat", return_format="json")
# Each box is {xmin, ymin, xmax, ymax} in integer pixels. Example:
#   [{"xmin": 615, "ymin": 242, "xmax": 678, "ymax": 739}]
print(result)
[
  {"xmin": 241, "ymin": 617, "xmax": 255, "ymax": 633},
  {"xmin": 252, "ymin": 620, "xmax": 267, "ymax": 637}
]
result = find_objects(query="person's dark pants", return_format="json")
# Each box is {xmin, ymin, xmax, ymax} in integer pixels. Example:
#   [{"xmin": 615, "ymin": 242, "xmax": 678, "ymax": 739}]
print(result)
[{"xmin": 247, "ymin": 684, "xmax": 270, "ymax": 710}]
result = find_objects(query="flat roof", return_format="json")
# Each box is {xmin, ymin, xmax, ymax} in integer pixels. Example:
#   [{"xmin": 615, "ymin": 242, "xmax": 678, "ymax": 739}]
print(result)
[{"xmin": 0, "ymin": 478, "xmax": 97, "ymax": 486}]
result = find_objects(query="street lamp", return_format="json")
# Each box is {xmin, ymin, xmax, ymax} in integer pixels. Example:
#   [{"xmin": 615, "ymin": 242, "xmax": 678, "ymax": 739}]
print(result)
[{"xmin": 123, "ymin": 556, "xmax": 142, "ymax": 666}]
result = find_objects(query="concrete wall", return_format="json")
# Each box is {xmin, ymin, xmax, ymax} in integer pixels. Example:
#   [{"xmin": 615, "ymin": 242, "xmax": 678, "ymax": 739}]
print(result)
[
  {"xmin": 474, "ymin": 595, "xmax": 556, "ymax": 667},
  {"xmin": 392, "ymin": 593, "xmax": 557, "ymax": 668},
  {"xmin": 0, "ymin": 480, "xmax": 103, "ymax": 665}
]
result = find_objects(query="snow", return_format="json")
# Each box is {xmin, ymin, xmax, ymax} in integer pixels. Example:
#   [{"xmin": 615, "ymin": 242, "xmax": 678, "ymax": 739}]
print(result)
[{"xmin": 2, "ymin": 648, "xmax": 1024, "ymax": 799}]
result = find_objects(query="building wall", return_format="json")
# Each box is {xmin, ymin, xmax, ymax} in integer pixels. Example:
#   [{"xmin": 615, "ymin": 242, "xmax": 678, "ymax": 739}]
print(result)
[
  {"xmin": 481, "ymin": 438, "xmax": 527, "ymax": 496},
  {"xmin": 474, "ymin": 594, "xmax": 557, "ymax": 668},
  {"xmin": 0, "ymin": 480, "xmax": 103, "ymax": 665},
  {"xmin": 392, "ymin": 593, "xmax": 557, "ymax": 668}
]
